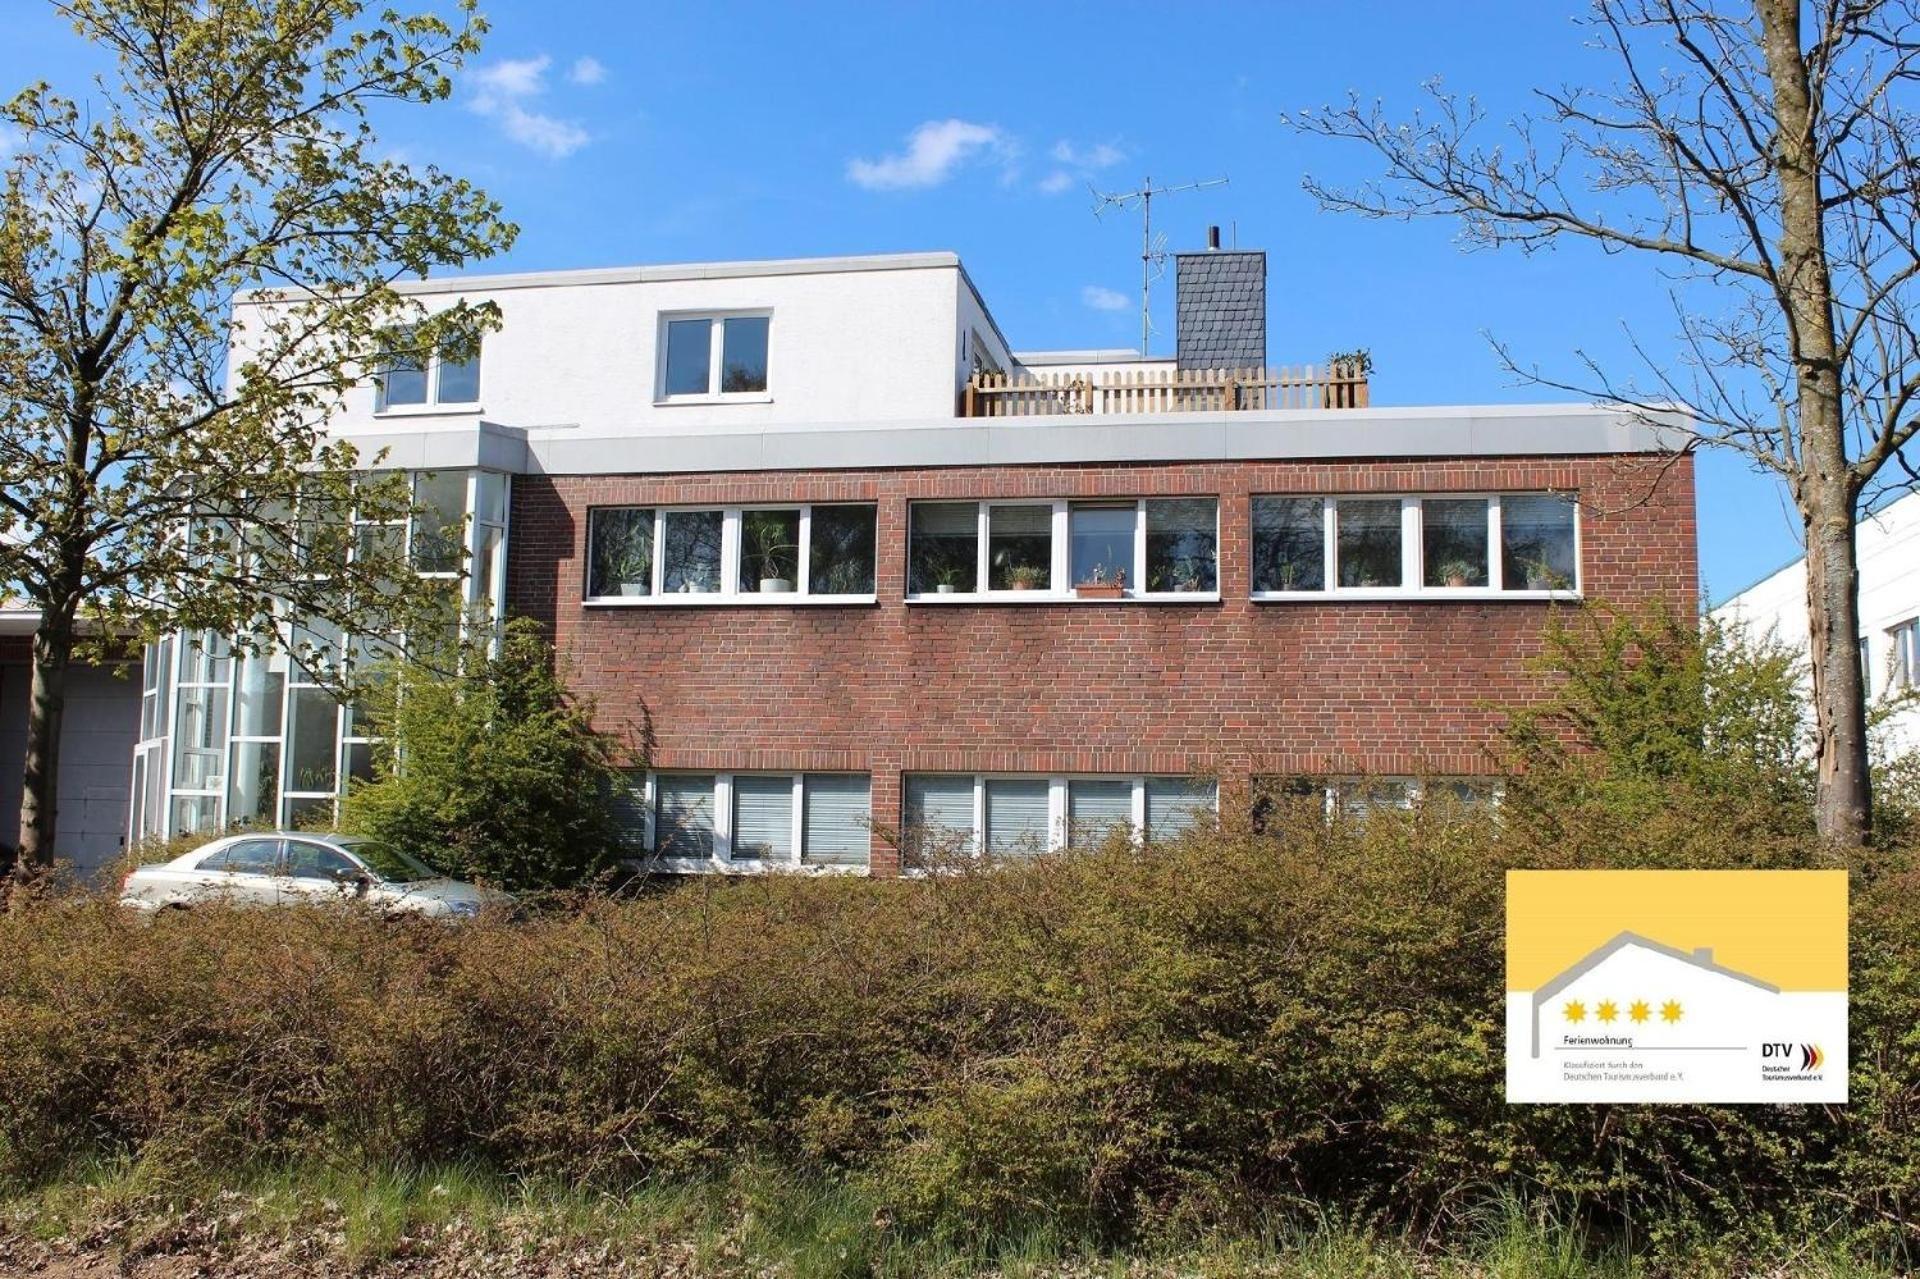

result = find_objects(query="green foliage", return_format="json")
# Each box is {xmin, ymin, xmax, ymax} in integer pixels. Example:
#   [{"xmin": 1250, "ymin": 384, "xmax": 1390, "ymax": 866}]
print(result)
[
  {"xmin": 336, "ymin": 619, "xmax": 632, "ymax": 890},
  {"xmin": 2, "ymin": 804, "xmax": 1917, "ymax": 1272},
  {"xmin": 1498, "ymin": 604, "xmax": 1817, "ymax": 842},
  {"xmin": 0, "ymin": 0, "xmax": 517, "ymax": 651}
]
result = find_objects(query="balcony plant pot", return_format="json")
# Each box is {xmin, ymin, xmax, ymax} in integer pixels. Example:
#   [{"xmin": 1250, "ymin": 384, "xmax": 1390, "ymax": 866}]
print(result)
[
  {"xmin": 759, "ymin": 578, "xmax": 795, "ymax": 593},
  {"xmin": 1075, "ymin": 582, "xmax": 1126, "ymax": 599},
  {"xmin": 935, "ymin": 583, "xmax": 956, "ymax": 595},
  {"xmin": 616, "ymin": 582, "xmax": 650, "ymax": 597},
  {"xmin": 1444, "ymin": 574, "xmax": 1469, "ymax": 589}
]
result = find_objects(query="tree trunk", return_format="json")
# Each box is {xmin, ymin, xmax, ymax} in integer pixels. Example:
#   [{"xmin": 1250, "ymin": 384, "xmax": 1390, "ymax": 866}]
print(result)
[
  {"xmin": 14, "ymin": 615, "xmax": 74, "ymax": 879},
  {"xmin": 1757, "ymin": 0, "xmax": 1873, "ymax": 845},
  {"xmin": 1802, "ymin": 488, "xmax": 1872, "ymax": 843}
]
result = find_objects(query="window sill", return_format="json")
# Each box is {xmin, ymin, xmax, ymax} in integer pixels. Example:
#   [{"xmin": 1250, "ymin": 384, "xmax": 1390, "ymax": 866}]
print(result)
[
  {"xmin": 1251, "ymin": 588, "xmax": 1582, "ymax": 603},
  {"xmin": 585, "ymin": 593, "xmax": 877, "ymax": 608},
  {"xmin": 628, "ymin": 856, "xmax": 868, "ymax": 876},
  {"xmin": 652, "ymin": 393, "xmax": 774, "ymax": 407},
  {"xmin": 906, "ymin": 591, "xmax": 1222, "ymax": 606},
  {"xmin": 372, "ymin": 402, "xmax": 483, "ymax": 419}
]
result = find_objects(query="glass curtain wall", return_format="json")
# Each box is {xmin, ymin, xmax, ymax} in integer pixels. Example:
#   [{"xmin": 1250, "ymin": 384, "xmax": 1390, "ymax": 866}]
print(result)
[{"xmin": 129, "ymin": 469, "xmax": 510, "ymax": 842}]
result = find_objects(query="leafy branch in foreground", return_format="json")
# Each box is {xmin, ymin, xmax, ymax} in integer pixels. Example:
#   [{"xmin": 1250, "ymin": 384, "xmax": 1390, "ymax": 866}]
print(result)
[{"xmin": 0, "ymin": 0, "xmax": 518, "ymax": 871}]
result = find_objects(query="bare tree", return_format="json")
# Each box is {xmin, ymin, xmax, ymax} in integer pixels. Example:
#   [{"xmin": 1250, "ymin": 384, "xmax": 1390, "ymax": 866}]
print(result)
[{"xmin": 1291, "ymin": 0, "xmax": 1920, "ymax": 845}]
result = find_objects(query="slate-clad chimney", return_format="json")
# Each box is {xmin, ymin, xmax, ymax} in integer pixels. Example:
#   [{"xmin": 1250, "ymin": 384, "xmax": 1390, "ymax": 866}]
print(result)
[{"xmin": 1174, "ymin": 233, "xmax": 1266, "ymax": 371}]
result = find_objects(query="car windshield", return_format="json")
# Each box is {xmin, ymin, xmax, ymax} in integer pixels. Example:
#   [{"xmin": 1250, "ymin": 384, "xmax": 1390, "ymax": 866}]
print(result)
[{"xmin": 337, "ymin": 840, "xmax": 441, "ymax": 883}]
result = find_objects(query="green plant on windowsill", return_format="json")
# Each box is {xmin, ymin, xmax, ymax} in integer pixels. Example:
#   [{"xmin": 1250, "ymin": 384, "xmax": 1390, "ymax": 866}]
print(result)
[
  {"xmin": 930, "ymin": 561, "xmax": 968, "ymax": 594},
  {"xmin": 1073, "ymin": 563, "xmax": 1127, "ymax": 598},
  {"xmin": 743, "ymin": 514, "xmax": 799, "ymax": 593},
  {"xmin": 1436, "ymin": 558, "xmax": 1482, "ymax": 589},
  {"xmin": 1522, "ymin": 556, "xmax": 1573, "ymax": 592},
  {"xmin": 591, "ymin": 517, "xmax": 653, "ymax": 597},
  {"xmin": 1005, "ymin": 563, "xmax": 1047, "ymax": 591}
]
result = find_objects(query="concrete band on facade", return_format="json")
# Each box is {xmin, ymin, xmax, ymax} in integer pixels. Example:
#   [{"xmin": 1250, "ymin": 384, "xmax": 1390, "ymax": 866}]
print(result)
[{"xmin": 335, "ymin": 403, "xmax": 1692, "ymax": 479}]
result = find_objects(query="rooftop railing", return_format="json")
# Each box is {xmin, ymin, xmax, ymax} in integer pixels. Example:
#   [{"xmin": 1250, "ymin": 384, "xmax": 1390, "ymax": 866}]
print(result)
[{"xmin": 962, "ymin": 364, "xmax": 1370, "ymax": 417}]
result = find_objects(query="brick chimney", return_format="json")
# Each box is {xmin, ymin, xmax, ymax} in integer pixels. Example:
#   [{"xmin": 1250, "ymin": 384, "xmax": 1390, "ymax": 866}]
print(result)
[{"xmin": 1174, "ymin": 229, "xmax": 1266, "ymax": 371}]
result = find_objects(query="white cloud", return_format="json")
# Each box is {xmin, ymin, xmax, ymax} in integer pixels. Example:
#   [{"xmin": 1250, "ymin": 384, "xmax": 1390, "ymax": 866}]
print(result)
[
  {"xmin": 468, "ymin": 54, "xmax": 590, "ymax": 159},
  {"xmin": 1051, "ymin": 139, "xmax": 1124, "ymax": 169},
  {"xmin": 1082, "ymin": 285, "xmax": 1130, "ymax": 313},
  {"xmin": 1041, "ymin": 138, "xmax": 1126, "ymax": 195},
  {"xmin": 568, "ymin": 56, "xmax": 606, "ymax": 86},
  {"xmin": 847, "ymin": 119, "xmax": 1008, "ymax": 191}
]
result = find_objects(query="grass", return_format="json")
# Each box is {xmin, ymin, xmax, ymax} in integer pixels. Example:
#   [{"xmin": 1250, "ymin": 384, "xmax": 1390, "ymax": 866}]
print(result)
[{"xmin": 1, "ymin": 1158, "xmax": 1905, "ymax": 1278}]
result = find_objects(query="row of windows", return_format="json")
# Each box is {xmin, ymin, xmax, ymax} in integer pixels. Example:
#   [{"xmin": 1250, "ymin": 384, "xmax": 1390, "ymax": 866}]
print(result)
[
  {"xmin": 375, "ymin": 309, "xmax": 775, "ymax": 415},
  {"xmin": 588, "ymin": 504, "xmax": 877, "ymax": 601},
  {"xmin": 584, "ymin": 492, "xmax": 1581, "ymax": 604},
  {"xmin": 626, "ymin": 770, "xmax": 1499, "ymax": 873},
  {"xmin": 637, "ymin": 772, "xmax": 873, "ymax": 868},
  {"xmin": 903, "ymin": 774, "xmax": 1216, "ymax": 858}
]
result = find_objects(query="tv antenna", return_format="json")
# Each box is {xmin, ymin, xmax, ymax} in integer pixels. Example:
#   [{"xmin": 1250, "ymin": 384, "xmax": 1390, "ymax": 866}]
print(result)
[{"xmin": 1091, "ymin": 174, "xmax": 1228, "ymax": 356}]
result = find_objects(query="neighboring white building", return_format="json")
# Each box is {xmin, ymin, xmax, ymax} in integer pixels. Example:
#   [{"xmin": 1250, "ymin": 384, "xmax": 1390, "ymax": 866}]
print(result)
[
  {"xmin": 0, "ymin": 610, "xmax": 142, "ymax": 879},
  {"xmin": 1713, "ymin": 489, "xmax": 1920, "ymax": 755}
]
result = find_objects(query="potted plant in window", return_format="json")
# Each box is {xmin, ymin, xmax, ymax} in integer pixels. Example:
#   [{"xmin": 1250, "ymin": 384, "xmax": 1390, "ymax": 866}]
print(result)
[
  {"xmin": 932, "ymin": 562, "xmax": 965, "ymax": 595},
  {"xmin": 592, "ymin": 516, "xmax": 653, "ymax": 596},
  {"xmin": 1170, "ymin": 560, "xmax": 1205, "ymax": 593},
  {"xmin": 1074, "ymin": 564, "xmax": 1126, "ymax": 599},
  {"xmin": 1438, "ymin": 559, "xmax": 1481, "ymax": 589},
  {"xmin": 744, "ymin": 515, "xmax": 798, "ymax": 593},
  {"xmin": 1522, "ymin": 556, "xmax": 1572, "ymax": 591},
  {"xmin": 1006, "ymin": 564, "xmax": 1046, "ymax": 591}
]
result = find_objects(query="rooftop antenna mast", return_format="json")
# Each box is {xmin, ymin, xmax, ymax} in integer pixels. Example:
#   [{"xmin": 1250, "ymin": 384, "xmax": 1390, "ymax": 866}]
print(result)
[{"xmin": 1091, "ymin": 174, "xmax": 1228, "ymax": 356}]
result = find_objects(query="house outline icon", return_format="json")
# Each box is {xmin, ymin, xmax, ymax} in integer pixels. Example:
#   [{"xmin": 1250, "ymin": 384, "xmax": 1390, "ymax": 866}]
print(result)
[{"xmin": 1528, "ymin": 930, "xmax": 1779, "ymax": 1058}]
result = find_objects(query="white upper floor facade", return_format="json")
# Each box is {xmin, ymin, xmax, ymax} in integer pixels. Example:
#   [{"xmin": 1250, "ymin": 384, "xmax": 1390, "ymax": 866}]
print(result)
[
  {"xmin": 1712, "ymin": 489, "xmax": 1920, "ymax": 754},
  {"xmin": 233, "ymin": 252, "xmax": 1016, "ymax": 438}
]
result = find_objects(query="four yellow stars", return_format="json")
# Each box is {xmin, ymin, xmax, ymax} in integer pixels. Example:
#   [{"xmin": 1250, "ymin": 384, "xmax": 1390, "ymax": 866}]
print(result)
[{"xmin": 1563, "ymin": 997, "xmax": 1682, "ymax": 1024}]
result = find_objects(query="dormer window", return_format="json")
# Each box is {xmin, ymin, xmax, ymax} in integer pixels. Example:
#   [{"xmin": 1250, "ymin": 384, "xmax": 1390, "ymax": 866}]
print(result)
[
  {"xmin": 374, "ymin": 333, "xmax": 481, "ymax": 412},
  {"xmin": 660, "ymin": 312, "xmax": 770, "ymax": 400}
]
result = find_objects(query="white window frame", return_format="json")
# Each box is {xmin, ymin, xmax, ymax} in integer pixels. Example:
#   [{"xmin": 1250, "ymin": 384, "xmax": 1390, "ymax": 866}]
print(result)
[
  {"xmin": 1249, "ymin": 492, "xmax": 1583, "ymax": 602},
  {"xmin": 583, "ymin": 503, "xmax": 877, "ymax": 607},
  {"xmin": 129, "ymin": 470, "xmax": 512, "ymax": 844},
  {"xmin": 372, "ymin": 335, "xmax": 482, "ymax": 415},
  {"xmin": 636, "ymin": 771, "xmax": 871, "ymax": 874},
  {"xmin": 1263, "ymin": 776, "xmax": 1505, "ymax": 821},
  {"xmin": 905, "ymin": 498, "xmax": 1222, "ymax": 604},
  {"xmin": 655, "ymin": 309, "xmax": 773, "ymax": 404},
  {"xmin": 1890, "ymin": 618, "xmax": 1919, "ymax": 691},
  {"xmin": 900, "ymin": 773, "xmax": 1219, "ymax": 863}
]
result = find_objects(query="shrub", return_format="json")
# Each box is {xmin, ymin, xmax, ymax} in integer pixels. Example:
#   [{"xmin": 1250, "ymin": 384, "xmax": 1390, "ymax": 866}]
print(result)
[
  {"xmin": 2, "ymin": 806, "xmax": 1916, "ymax": 1271},
  {"xmin": 337, "ymin": 618, "xmax": 635, "ymax": 891}
]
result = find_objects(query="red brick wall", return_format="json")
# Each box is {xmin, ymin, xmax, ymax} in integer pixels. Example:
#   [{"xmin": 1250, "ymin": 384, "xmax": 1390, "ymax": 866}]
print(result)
[{"xmin": 507, "ymin": 452, "xmax": 1697, "ymax": 875}]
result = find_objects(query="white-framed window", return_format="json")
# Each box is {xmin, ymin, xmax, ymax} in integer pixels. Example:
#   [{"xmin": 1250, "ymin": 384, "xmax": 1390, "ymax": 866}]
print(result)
[
  {"xmin": 373, "ymin": 333, "xmax": 481, "ymax": 412},
  {"xmin": 129, "ymin": 469, "xmax": 512, "ymax": 844},
  {"xmin": 628, "ymin": 771, "xmax": 872, "ymax": 871},
  {"xmin": 658, "ymin": 311, "xmax": 771, "ymax": 401},
  {"xmin": 905, "ymin": 498, "xmax": 1220, "ymax": 602},
  {"xmin": 1250, "ymin": 493, "xmax": 1580, "ymax": 600},
  {"xmin": 900, "ymin": 773, "xmax": 1217, "ymax": 864},
  {"xmin": 1255, "ymin": 775, "xmax": 1502, "ymax": 825},
  {"xmin": 584, "ymin": 504, "xmax": 876, "ymax": 605},
  {"xmin": 1891, "ymin": 618, "xmax": 1918, "ymax": 691}
]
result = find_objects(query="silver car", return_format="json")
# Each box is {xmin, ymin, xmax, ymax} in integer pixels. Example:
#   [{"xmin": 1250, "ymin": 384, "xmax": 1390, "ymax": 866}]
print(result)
[{"xmin": 120, "ymin": 831, "xmax": 510, "ymax": 920}]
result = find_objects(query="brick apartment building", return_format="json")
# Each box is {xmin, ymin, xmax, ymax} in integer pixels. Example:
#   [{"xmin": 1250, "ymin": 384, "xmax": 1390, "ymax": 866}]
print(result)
[{"xmin": 126, "ymin": 245, "xmax": 1697, "ymax": 878}]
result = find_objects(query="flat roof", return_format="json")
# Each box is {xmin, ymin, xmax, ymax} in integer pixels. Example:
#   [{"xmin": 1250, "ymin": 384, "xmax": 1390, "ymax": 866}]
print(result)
[
  {"xmin": 235, "ymin": 251, "xmax": 966, "ymax": 302},
  {"xmin": 330, "ymin": 402, "xmax": 1692, "ymax": 478}
]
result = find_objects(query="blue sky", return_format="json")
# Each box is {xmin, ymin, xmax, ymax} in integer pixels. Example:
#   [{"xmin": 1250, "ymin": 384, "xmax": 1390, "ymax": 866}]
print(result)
[{"xmin": 4, "ymin": 1, "xmax": 1819, "ymax": 599}]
